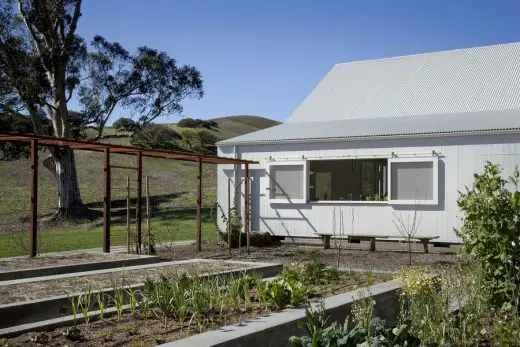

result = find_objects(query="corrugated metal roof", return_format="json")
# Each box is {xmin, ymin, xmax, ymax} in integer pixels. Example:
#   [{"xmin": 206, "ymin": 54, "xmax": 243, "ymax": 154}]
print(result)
[
  {"xmin": 217, "ymin": 109, "xmax": 520, "ymax": 145},
  {"xmin": 288, "ymin": 42, "xmax": 520, "ymax": 123}
]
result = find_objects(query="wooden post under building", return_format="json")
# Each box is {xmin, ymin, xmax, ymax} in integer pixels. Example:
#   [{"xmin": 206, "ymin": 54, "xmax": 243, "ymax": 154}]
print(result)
[
  {"xmin": 136, "ymin": 151, "xmax": 143, "ymax": 254},
  {"xmin": 30, "ymin": 140, "xmax": 38, "ymax": 258},
  {"xmin": 196, "ymin": 157, "xmax": 202, "ymax": 252},
  {"xmin": 103, "ymin": 148, "xmax": 111, "ymax": 253}
]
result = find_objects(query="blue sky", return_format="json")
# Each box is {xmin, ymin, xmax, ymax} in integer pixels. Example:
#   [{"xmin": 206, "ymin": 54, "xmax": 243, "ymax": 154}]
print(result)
[{"xmin": 75, "ymin": 0, "xmax": 520, "ymax": 123}]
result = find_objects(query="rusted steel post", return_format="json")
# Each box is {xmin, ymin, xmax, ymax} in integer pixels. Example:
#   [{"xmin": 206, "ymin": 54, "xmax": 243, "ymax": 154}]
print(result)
[
  {"xmin": 103, "ymin": 148, "xmax": 111, "ymax": 253},
  {"xmin": 227, "ymin": 177, "xmax": 231, "ymax": 256},
  {"xmin": 126, "ymin": 176, "xmax": 130, "ymax": 253},
  {"xmin": 196, "ymin": 157, "xmax": 202, "ymax": 252},
  {"xmin": 245, "ymin": 164, "xmax": 250, "ymax": 253},
  {"xmin": 146, "ymin": 175, "xmax": 151, "ymax": 255},
  {"xmin": 136, "ymin": 151, "xmax": 143, "ymax": 254},
  {"xmin": 30, "ymin": 140, "xmax": 38, "ymax": 258}
]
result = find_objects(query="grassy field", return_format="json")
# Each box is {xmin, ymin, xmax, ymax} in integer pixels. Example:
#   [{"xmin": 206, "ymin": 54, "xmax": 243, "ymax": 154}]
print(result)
[
  {"xmin": 0, "ymin": 209, "xmax": 218, "ymax": 258},
  {"xmin": 0, "ymin": 115, "xmax": 279, "ymax": 257}
]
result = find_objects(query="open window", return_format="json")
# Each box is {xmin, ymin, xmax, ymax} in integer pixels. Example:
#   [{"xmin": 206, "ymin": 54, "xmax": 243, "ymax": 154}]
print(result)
[
  {"xmin": 309, "ymin": 159, "xmax": 388, "ymax": 202},
  {"xmin": 268, "ymin": 161, "xmax": 307, "ymax": 203},
  {"xmin": 388, "ymin": 157, "xmax": 438, "ymax": 205}
]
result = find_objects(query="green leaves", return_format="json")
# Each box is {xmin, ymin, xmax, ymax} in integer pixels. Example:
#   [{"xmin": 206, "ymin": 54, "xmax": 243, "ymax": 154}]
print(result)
[
  {"xmin": 289, "ymin": 304, "xmax": 422, "ymax": 347},
  {"xmin": 456, "ymin": 162, "xmax": 520, "ymax": 305}
]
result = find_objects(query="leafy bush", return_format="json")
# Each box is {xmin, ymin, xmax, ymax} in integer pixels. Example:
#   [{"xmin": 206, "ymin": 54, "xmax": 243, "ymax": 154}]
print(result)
[
  {"xmin": 457, "ymin": 162, "xmax": 520, "ymax": 305},
  {"xmin": 265, "ymin": 279, "xmax": 292, "ymax": 310},
  {"xmin": 397, "ymin": 267, "xmax": 447, "ymax": 344},
  {"xmin": 216, "ymin": 203, "xmax": 243, "ymax": 248},
  {"xmin": 280, "ymin": 261, "xmax": 340, "ymax": 287},
  {"xmin": 178, "ymin": 118, "xmax": 218, "ymax": 130},
  {"xmin": 130, "ymin": 124, "xmax": 182, "ymax": 150},
  {"xmin": 289, "ymin": 304, "xmax": 421, "ymax": 347},
  {"xmin": 113, "ymin": 117, "xmax": 139, "ymax": 133},
  {"xmin": 179, "ymin": 128, "xmax": 218, "ymax": 154}
]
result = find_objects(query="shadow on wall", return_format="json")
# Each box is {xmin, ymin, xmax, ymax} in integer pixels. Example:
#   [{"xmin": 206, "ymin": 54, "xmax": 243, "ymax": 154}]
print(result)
[{"xmin": 223, "ymin": 158, "xmax": 446, "ymax": 239}]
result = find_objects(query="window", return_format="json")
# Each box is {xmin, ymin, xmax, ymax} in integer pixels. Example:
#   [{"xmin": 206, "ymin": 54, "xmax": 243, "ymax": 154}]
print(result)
[
  {"xmin": 269, "ymin": 162, "xmax": 307, "ymax": 202},
  {"xmin": 266, "ymin": 156, "xmax": 439, "ymax": 205},
  {"xmin": 309, "ymin": 159, "xmax": 387, "ymax": 201},
  {"xmin": 388, "ymin": 157, "xmax": 438, "ymax": 205}
]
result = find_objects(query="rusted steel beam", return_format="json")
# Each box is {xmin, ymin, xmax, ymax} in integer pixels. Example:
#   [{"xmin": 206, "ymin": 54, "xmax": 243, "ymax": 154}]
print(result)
[
  {"xmin": 0, "ymin": 136, "xmax": 34, "ymax": 141},
  {"xmin": 245, "ymin": 164, "xmax": 250, "ymax": 253},
  {"xmin": 110, "ymin": 165, "xmax": 138, "ymax": 170},
  {"xmin": 0, "ymin": 131, "xmax": 258, "ymax": 165},
  {"xmin": 196, "ymin": 157, "xmax": 202, "ymax": 252},
  {"xmin": 103, "ymin": 148, "xmax": 111, "ymax": 253},
  {"xmin": 136, "ymin": 151, "xmax": 143, "ymax": 254},
  {"xmin": 29, "ymin": 140, "xmax": 38, "ymax": 258}
]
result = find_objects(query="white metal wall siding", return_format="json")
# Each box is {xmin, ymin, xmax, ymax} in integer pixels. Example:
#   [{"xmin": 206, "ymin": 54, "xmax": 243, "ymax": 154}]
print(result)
[{"xmin": 217, "ymin": 134, "xmax": 520, "ymax": 243}]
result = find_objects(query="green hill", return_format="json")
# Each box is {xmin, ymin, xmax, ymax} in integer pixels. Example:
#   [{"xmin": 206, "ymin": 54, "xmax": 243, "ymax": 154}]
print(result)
[
  {"xmin": 206, "ymin": 115, "xmax": 281, "ymax": 140},
  {"xmin": 0, "ymin": 115, "xmax": 279, "ymax": 257}
]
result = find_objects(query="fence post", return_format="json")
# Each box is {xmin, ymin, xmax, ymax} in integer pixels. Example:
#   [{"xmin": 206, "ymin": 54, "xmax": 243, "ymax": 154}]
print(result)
[
  {"xmin": 196, "ymin": 157, "xmax": 202, "ymax": 252},
  {"xmin": 146, "ymin": 175, "xmax": 151, "ymax": 255},
  {"xmin": 136, "ymin": 151, "xmax": 142, "ymax": 254},
  {"xmin": 30, "ymin": 140, "xmax": 38, "ymax": 258},
  {"xmin": 126, "ymin": 176, "xmax": 131, "ymax": 253},
  {"xmin": 103, "ymin": 148, "xmax": 111, "ymax": 253}
]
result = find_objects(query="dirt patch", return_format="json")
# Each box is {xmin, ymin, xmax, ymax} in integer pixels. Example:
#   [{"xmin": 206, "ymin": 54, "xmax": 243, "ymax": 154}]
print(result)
[
  {"xmin": 158, "ymin": 242, "xmax": 458, "ymax": 272},
  {"xmin": 0, "ymin": 260, "xmax": 249, "ymax": 304},
  {"xmin": 0, "ymin": 252, "xmax": 135, "ymax": 272}
]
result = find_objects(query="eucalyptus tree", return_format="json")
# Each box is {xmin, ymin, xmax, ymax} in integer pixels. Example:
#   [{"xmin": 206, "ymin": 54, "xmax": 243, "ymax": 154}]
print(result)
[{"xmin": 0, "ymin": 0, "xmax": 203, "ymax": 217}]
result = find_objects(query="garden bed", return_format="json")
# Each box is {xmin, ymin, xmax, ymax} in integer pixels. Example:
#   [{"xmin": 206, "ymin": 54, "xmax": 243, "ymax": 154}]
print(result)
[
  {"xmin": 0, "ymin": 252, "xmax": 136, "ymax": 272},
  {"xmin": 0, "ymin": 260, "xmax": 247, "ymax": 305},
  {"xmin": 2, "ymin": 262, "xmax": 391, "ymax": 346},
  {"xmin": 0, "ymin": 252, "xmax": 161, "ymax": 281}
]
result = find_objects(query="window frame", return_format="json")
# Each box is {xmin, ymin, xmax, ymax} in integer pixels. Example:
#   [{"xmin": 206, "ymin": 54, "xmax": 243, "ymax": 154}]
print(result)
[
  {"xmin": 307, "ymin": 158, "xmax": 389, "ymax": 203},
  {"xmin": 268, "ymin": 161, "xmax": 308, "ymax": 204},
  {"xmin": 388, "ymin": 156, "xmax": 439, "ymax": 205}
]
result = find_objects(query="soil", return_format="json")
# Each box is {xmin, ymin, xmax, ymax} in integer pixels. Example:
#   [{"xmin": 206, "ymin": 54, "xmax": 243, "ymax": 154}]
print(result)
[
  {"xmin": 158, "ymin": 242, "xmax": 458, "ymax": 273},
  {"xmin": 0, "ymin": 260, "xmax": 249, "ymax": 304},
  {"xmin": 0, "ymin": 252, "xmax": 134, "ymax": 272},
  {"xmin": 5, "ymin": 270, "xmax": 390, "ymax": 347},
  {"xmin": 8, "ymin": 304, "xmax": 273, "ymax": 347}
]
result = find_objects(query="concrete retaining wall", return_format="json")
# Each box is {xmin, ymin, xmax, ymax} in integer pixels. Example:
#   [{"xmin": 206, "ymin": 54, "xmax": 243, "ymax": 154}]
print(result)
[
  {"xmin": 161, "ymin": 280, "xmax": 402, "ymax": 347},
  {"xmin": 0, "ymin": 255, "xmax": 161, "ymax": 281}
]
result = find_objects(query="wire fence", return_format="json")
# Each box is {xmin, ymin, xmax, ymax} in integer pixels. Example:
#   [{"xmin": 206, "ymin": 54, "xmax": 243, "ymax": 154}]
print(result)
[{"xmin": 0, "ymin": 144, "xmax": 219, "ymax": 258}]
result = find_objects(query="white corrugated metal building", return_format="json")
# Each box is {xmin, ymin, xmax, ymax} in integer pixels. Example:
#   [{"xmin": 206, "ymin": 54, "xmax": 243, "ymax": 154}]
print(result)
[{"xmin": 216, "ymin": 42, "xmax": 520, "ymax": 244}]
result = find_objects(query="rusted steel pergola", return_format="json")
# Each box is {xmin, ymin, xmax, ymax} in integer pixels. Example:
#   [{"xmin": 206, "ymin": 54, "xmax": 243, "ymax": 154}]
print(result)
[{"xmin": 0, "ymin": 131, "xmax": 257, "ymax": 257}]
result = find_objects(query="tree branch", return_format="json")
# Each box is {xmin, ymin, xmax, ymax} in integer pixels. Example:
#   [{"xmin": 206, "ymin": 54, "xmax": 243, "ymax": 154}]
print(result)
[
  {"xmin": 63, "ymin": 0, "xmax": 81, "ymax": 51},
  {"xmin": 17, "ymin": 0, "xmax": 46, "ymax": 55}
]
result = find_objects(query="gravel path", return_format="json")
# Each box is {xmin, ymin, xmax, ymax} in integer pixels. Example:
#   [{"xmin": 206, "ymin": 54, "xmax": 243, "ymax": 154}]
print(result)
[{"xmin": 160, "ymin": 242, "xmax": 458, "ymax": 272}]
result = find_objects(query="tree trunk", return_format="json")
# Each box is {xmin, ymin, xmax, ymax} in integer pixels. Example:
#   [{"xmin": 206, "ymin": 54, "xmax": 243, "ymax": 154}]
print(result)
[{"xmin": 43, "ymin": 147, "xmax": 90, "ymax": 218}]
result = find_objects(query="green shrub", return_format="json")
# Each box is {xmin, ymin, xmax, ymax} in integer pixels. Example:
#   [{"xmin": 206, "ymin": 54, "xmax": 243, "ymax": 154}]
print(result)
[
  {"xmin": 280, "ymin": 261, "xmax": 340, "ymax": 286},
  {"xmin": 130, "ymin": 124, "xmax": 182, "ymax": 150},
  {"xmin": 216, "ymin": 203, "xmax": 243, "ymax": 248},
  {"xmin": 289, "ymin": 303, "xmax": 421, "ymax": 347},
  {"xmin": 457, "ymin": 162, "xmax": 520, "ymax": 305}
]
